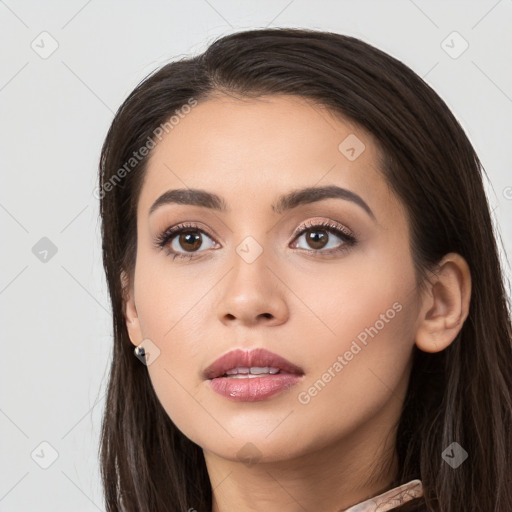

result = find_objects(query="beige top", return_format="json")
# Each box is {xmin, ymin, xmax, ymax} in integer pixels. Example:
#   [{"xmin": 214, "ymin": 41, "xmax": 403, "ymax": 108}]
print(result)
[{"xmin": 341, "ymin": 479, "xmax": 423, "ymax": 511}]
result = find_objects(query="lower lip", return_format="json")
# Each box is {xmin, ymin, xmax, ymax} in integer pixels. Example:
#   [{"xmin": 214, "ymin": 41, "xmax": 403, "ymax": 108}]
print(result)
[{"xmin": 208, "ymin": 373, "xmax": 303, "ymax": 402}]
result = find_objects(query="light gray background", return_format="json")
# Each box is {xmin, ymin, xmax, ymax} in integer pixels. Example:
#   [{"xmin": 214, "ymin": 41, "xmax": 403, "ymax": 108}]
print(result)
[{"xmin": 1, "ymin": 1, "xmax": 511, "ymax": 510}]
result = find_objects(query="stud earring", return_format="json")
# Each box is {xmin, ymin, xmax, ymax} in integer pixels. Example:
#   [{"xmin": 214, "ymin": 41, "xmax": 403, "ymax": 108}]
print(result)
[{"xmin": 134, "ymin": 345, "xmax": 145, "ymax": 358}]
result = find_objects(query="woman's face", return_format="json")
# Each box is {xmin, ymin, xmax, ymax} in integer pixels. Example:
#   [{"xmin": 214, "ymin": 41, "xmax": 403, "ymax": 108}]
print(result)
[{"xmin": 124, "ymin": 94, "xmax": 423, "ymax": 467}]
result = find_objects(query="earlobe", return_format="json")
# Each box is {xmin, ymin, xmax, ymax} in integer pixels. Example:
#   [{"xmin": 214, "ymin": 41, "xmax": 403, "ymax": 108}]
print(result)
[
  {"xmin": 415, "ymin": 253, "xmax": 472, "ymax": 354},
  {"xmin": 121, "ymin": 270, "xmax": 143, "ymax": 347}
]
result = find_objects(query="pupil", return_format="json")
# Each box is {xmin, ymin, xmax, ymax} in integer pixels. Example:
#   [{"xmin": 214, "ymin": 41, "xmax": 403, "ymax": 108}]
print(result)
[
  {"xmin": 180, "ymin": 231, "xmax": 201, "ymax": 251},
  {"xmin": 307, "ymin": 230, "xmax": 327, "ymax": 249}
]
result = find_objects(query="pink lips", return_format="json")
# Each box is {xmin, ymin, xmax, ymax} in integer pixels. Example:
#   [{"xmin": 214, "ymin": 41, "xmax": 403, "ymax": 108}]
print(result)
[{"xmin": 203, "ymin": 348, "xmax": 304, "ymax": 402}]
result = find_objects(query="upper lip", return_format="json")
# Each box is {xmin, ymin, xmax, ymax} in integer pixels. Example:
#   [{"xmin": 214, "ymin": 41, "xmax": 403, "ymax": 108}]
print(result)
[{"xmin": 203, "ymin": 348, "xmax": 304, "ymax": 379}]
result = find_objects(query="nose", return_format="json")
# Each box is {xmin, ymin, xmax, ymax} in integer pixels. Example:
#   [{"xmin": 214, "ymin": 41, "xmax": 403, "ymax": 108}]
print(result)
[{"xmin": 216, "ymin": 250, "xmax": 289, "ymax": 328}]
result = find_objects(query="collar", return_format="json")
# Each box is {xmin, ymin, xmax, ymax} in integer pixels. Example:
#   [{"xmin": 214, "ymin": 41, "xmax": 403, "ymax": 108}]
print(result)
[{"xmin": 341, "ymin": 479, "xmax": 423, "ymax": 511}]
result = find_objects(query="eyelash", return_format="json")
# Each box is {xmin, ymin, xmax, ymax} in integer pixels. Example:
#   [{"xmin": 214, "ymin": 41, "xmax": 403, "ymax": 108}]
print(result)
[{"xmin": 154, "ymin": 220, "xmax": 357, "ymax": 261}]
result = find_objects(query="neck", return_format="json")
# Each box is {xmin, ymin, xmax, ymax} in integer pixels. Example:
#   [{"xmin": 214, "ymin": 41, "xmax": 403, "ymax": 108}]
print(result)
[{"xmin": 205, "ymin": 412, "xmax": 400, "ymax": 512}]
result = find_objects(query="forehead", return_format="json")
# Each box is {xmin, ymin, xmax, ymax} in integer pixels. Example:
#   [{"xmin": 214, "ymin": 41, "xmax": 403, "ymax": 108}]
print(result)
[{"xmin": 137, "ymin": 94, "xmax": 396, "ymax": 219}]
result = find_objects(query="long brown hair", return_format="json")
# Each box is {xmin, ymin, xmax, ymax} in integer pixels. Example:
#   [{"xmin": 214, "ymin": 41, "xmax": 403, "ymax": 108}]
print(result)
[{"xmin": 98, "ymin": 28, "xmax": 512, "ymax": 511}]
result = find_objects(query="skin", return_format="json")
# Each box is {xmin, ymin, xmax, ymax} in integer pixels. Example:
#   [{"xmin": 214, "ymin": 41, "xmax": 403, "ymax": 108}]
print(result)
[{"xmin": 122, "ymin": 95, "xmax": 471, "ymax": 512}]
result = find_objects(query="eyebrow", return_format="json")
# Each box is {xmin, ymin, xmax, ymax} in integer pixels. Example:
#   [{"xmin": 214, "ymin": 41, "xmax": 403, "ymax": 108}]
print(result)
[{"xmin": 148, "ymin": 185, "xmax": 375, "ymax": 220}]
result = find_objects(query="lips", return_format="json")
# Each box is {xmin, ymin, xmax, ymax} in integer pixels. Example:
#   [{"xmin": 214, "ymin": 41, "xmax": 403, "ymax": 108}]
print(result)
[{"xmin": 203, "ymin": 348, "xmax": 304, "ymax": 380}]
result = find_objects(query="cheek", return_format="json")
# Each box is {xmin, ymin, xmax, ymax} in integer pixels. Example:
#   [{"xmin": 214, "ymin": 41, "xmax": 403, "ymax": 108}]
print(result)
[
  {"xmin": 134, "ymin": 248, "xmax": 218, "ymax": 345},
  {"xmin": 133, "ymin": 254, "xmax": 222, "ymax": 436},
  {"xmin": 286, "ymin": 252, "xmax": 418, "ymax": 416},
  {"xmin": 293, "ymin": 241, "xmax": 417, "ymax": 353}
]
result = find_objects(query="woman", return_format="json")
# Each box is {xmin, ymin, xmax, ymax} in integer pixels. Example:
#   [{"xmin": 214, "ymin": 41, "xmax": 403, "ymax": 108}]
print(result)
[{"xmin": 97, "ymin": 28, "xmax": 512, "ymax": 511}]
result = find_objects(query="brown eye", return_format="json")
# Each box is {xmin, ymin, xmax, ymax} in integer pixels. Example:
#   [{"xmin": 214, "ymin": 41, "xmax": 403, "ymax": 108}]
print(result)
[
  {"xmin": 155, "ymin": 223, "xmax": 218, "ymax": 260},
  {"xmin": 303, "ymin": 229, "xmax": 329, "ymax": 250},
  {"xmin": 177, "ymin": 231, "xmax": 203, "ymax": 252},
  {"xmin": 293, "ymin": 221, "xmax": 356, "ymax": 254},
  {"xmin": 169, "ymin": 229, "xmax": 216, "ymax": 255}
]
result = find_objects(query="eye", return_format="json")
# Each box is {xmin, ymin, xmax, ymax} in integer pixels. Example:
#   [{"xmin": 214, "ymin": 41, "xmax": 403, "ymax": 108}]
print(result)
[
  {"xmin": 154, "ymin": 222, "xmax": 218, "ymax": 260},
  {"xmin": 291, "ymin": 219, "xmax": 356, "ymax": 255},
  {"xmin": 154, "ymin": 219, "xmax": 357, "ymax": 261}
]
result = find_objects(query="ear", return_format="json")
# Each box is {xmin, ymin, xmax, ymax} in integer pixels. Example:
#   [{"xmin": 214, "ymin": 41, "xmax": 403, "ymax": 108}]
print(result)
[
  {"xmin": 415, "ymin": 253, "xmax": 471, "ymax": 353},
  {"xmin": 121, "ymin": 269, "xmax": 143, "ymax": 347}
]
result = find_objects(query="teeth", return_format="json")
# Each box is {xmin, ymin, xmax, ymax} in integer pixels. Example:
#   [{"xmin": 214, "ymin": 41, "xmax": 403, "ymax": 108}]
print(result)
[
  {"xmin": 227, "ymin": 374, "xmax": 273, "ymax": 379},
  {"xmin": 249, "ymin": 366, "xmax": 280, "ymax": 375},
  {"xmin": 226, "ymin": 367, "xmax": 250, "ymax": 375},
  {"xmin": 224, "ymin": 366, "xmax": 280, "ymax": 377}
]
